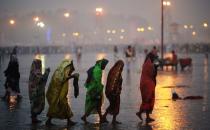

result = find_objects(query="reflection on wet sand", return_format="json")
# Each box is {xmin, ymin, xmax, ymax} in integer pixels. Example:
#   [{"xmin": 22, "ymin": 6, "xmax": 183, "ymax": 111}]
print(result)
[
  {"xmin": 0, "ymin": 53, "xmax": 209, "ymax": 130},
  {"xmin": 153, "ymin": 73, "xmax": 185, "ymax": 129}
]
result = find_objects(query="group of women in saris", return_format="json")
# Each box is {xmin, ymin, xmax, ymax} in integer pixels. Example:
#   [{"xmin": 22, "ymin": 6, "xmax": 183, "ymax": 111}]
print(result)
[
  {"xmin": 3, "ymin": 47, "xmax": 158, "ymax": 125},
  {"xmin": 80, "ymin": 59, "xmax": 125, "ymax": 124},
  {"xmin": 29, "ymin": 56, "xmax": 79, "ymax": 126}
]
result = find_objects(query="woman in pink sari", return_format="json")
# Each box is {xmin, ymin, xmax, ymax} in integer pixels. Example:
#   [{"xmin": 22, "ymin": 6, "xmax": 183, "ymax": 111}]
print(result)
[{"xmin": 136, "ymin": 52, "xmax": 158, "ymax": 123}]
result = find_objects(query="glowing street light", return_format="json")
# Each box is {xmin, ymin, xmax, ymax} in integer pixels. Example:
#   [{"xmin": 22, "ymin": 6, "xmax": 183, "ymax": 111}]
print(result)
[
  {"xmin": 137, "ymin": 27, "xmax": 144, "ymax": 32},
  {"xmin": 106, "ymin": 29, "xmax": 111, "ymax": 34},
  {"xmin": 73, "ymin": 32, "xmax": 80, "ymax": 37},
  {"xmin": 163, "ymin": 1, "xmax": 171, "ymax": 6},
  {"xmin": 9, "ymin": 19, "xmax": 15, "ymax": 25},
  {"xmin": 64, "ymin": 12, "xmax": 70, "ymax": 18},
  {"xmin": 192, "ymin": 31, "xmax": 196, "ymax": 36},
  {"xmin": 189, "ymin": 25, "xmax": 194, "ymax": 29},
  {"xmin": 120, "ymin": 29, "xmax": 125, "ymax": 33},
  {"xmin": 147, "ymin": 26, "xmax": 153, "ymax": 31},
  {"xmin": 108, "ymin": 38, "xmax": 112, "ymax": 41},
  {"xmin": 120, "ymin": 35, "xmax": 124, "ymax": 40},
  {"xmin": 33, "ymin": 16, "xmax": 40, "ymax": 22},
  {"xmin": 62, "ymin": 33, "xmax": 66, "ymax": 37},
  {"xmin": 203, "ymin": 22, "xmax": 208, "ymax": 28},
  {"xmin": 184, "ymin": 25, "xmax": 188, "ymax": 29},
  {"xmin": 37, "ymin": 22, "xmax": 45, "ymax": 28},
  {"xmin": 112, "ymin": 30, "xmax": 116, "ymax": 34},
  {"xmin": 95, "ymin": 7, "xmax": 103, "ymax": 16}
]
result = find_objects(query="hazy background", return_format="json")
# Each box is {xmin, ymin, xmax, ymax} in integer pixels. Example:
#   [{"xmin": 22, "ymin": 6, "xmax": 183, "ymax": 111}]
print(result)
[{"xmin": 0, "ymin": 0, "xmax": 210, "ymax": 46}]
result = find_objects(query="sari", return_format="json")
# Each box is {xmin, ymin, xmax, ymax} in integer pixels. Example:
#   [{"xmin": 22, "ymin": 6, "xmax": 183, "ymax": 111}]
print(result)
[
  {"xmin": 4, "ymin": 54, "xmax": 20, "ymax": 95},
  {"xmin": 46, "ymin": 60, "xmax": 76, "ymax": 119},
  {"xmin": 105, "ymin": 60, "xmax": 124, "ymax": 115},
  {"xmin": 84, "ymin": 59, "xmax": 108, "ymax": 115},
  {"xmin": 28, "ymin": 59, "xmax": 50, "ymax": 117},
  {"xmin": 139, "ymin": 53, "xmax": 157, "ymax": 113}
]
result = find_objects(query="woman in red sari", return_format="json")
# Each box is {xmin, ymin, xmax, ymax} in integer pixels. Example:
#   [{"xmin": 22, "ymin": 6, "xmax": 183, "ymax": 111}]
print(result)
[{"xmin": 136, "ymin": 52, "xmax": 158, "ymax": 123}]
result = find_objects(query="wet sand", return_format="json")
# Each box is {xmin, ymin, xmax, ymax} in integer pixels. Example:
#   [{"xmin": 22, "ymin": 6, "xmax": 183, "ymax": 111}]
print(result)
[{"xmin": 0, "ymin": 52, "xmax": 209, "ymax": 130}]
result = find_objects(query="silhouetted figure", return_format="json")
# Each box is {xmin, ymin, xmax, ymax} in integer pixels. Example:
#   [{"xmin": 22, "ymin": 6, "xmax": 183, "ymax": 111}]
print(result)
[
  {"xmin": 76, "ymin": 46, "xmax": 82, "ymax": 63},
  {"xmin": 179, "ymin": 58, "xmax": 192, "ymax": 71},
  {"xmin": 113, "ymin": 46, "xmax": 118, "ymax": 61},
  {"xmin": 28, "ymin": 55, "xmax": 50, "ymax": 123},
  {"xmin": 3, "ymin": 47, "xmax": 21, "ymax": 101},
  {"xmin": 205, "ymin": 53, "xmax": 208, "ymax": 59},
  {"xmin": 171, "ymin": 50, "xmax": 178, "ymax": 70},
  {"xmin": 125, "ymin": 45, "xmax": 133, "ymax": 72},
  {"xmin": 151, "ymin": 46, "xmax": 158, "ymax": 57}
]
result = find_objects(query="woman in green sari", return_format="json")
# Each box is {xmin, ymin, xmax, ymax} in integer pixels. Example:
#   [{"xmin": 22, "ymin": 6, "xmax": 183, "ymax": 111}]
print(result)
[
  {"xmin": 28, "ymin": 57, "xmax": 50, "ymax": 123},
  {"xmin": 81, "ymin": 59, "xmax": 108, "ymax": 123},
  {"xmin": 46, "ymin": 59, "xmax": 79, "ymax": 126}
]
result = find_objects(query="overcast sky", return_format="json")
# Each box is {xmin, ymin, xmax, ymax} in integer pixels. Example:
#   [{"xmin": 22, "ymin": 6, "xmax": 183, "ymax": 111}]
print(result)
[
  {"xmin": 1, "ymin": 0, "xmax": 210, "ymax": 45},
  {"xmin": 1, "ymin": 0, "xmax": 210, "ymax": 25}
]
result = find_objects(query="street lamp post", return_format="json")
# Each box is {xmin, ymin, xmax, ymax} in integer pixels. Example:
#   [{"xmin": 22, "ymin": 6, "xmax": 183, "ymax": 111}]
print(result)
[
  {"xmin": 161, "ymin": 0, "xmax": 171, "ymax": 59},
  {"xmin": 161, "ymin": 0, "xmax": 164, "ymax": 60}
]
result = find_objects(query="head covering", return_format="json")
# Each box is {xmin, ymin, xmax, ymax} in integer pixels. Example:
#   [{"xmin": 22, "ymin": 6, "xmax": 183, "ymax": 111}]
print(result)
[
  {"xmin": 30, "ymin": 59, "xmax": 42, "ymax": 76},
  {"xmin": 172, "ymin": 50, "xmax": 175, "ymax": 54},
  {"xmin": 55, "ymin": 59, "xmax": 74, "ymax": 82},
  {"xmin": 11, "ymin": 46, "xmax": 17, "ymax": 55},
  {"xmin": 85, "ymin": 59, "xmax": 108, "ymax": 84},
  {"xmin": 96, "ymin": 58, "xmax": 109, "ymax": 70},
  {"xmin": 145, "ymin": 52, "xmax": 156, "ymax": 63},
  {"xmin": 112, "ymin": 60, "xmax": 124, "ymax": 72},
  {"xmin": 10, "ymin": 46, "xmax": 18, "ymax": 62}
]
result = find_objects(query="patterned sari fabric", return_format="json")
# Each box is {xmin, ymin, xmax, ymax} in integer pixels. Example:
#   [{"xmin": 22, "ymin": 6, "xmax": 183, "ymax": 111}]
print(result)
[
  {"xmin": 46, "ymin": 60, "xmax": 75, "ymax": 119},
  {"xmin": 139, "ymin": 53, "xmax": 157, "ymax": 114},
  {"xmin": 105, "ymin": 60, "xmax": 124, "ymax": 115},
  {"xmin": 28, "ymin": 59, "xmax": 50, "ymax": 117},
  {"xmin": 84, "ymin": 59, "xmax": 108, "ymax": 115}
]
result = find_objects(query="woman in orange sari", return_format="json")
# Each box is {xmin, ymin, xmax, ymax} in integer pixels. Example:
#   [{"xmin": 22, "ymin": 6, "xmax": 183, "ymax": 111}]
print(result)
[{"xmin": 136, "ymin": 52, "xmax": 158, "ymax": 123}]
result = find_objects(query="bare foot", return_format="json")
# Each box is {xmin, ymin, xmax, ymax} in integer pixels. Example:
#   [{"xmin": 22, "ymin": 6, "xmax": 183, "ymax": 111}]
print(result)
[
  {"xmin": 100, "ymin": 117, "xmax": 109, "ymax": 124},
  {"xmin": 81, "ymin": 116, "xmax": 88, "ymax": 124},
  {"xmin": 146, "ymin": 117, "xmax": 155, "ymax": 123},
  {"xmin": 45, "ymin": 119, "xmax": 54, "ymax": 126},
  {"xmin": 136, "ymin": 112, "xmax": 142, "ymax": 120},
  {"xmin": 112, "ymin": 120, "xmax": 122, "ymax": 124},
  {"xmin": 32, "ymin": 118, "xmax": 42, "ymax": 124},
  {"xmin": 67, "ymin": 120, "xmax": 77, "ymax": 126}
]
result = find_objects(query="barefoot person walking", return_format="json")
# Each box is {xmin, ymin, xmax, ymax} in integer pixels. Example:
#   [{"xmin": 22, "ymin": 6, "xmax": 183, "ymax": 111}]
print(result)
[
  {"xmin": 28, "ymin": 55, "xmax": 50, "ymax": 123},
  {"xmin": 136, "ymin": 52, "xmax": 158, "ymax": 123},
  {"xmin": 81, "ymin": 59, "xmax": 108, "ymax": 123},
  {"xmin": 46, "ymin": 59, "xmax": 79, "ymax": 126},
  {"xmin": 102, "ymin": 60, "xmax": 124, "ymax": 124}
]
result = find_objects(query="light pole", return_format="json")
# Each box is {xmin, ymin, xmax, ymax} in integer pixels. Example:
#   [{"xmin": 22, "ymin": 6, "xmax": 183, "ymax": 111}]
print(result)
[
  {"xmin": 161, "ymin": 0, "xmax": 171, "ymax": 59},
  {"xmin": 161, "ymin": 0, "xmax": 164, "ymax": 60}
]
